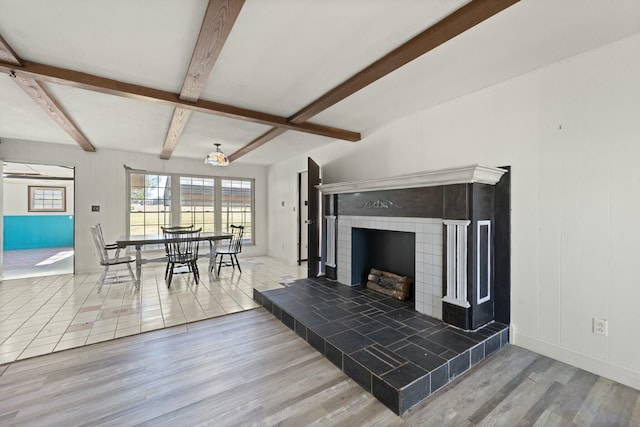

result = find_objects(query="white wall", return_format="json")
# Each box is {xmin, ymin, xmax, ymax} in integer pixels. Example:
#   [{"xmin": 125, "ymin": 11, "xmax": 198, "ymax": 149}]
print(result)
[
  {"xmin": 3, "ymin": 179, "xmax": 74, "ymax": 215},
  {"xmin": 267, "ymin": 33, "xmax": 640, "ymax": 389},
  {"xmin": 0, "ymin": 142, "xmax": 269, "ymax": 273}
]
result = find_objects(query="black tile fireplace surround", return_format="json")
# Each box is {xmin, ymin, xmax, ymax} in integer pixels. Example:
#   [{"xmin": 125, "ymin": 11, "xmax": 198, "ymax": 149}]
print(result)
[{"xmin": 253, "ymin": 278, "xmax": 508, "ymax": 415}]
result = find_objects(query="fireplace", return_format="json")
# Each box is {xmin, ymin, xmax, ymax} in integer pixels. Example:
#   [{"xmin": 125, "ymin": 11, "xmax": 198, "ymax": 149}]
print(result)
[
  {"xmin": 320, "ymin": 165, "xmax": 511, "ymax": 330},
  {"xmin": 351, "ymin": 228, "xmax": 415, "ymax": 288},
  {"xmin": 255, "ymin": 165, "xmax": 511, "ymax": 415},
  {"xmin": 337, "ymin": 216, "xmax": 443, "ymax": 319}
]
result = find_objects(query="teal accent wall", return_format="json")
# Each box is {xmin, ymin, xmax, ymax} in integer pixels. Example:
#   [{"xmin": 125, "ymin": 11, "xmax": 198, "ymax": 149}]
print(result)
[{"xmin": 3, "ymin": 215, "xmax": 74, "ymax": 250}]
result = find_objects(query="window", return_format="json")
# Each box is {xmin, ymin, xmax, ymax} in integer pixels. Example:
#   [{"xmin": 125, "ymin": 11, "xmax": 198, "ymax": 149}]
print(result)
[
  {"xmin": 129, "ymin": 173, "xmax": 171, "ymax": 236},
  {"xmin": 180, "ymin": 177, "xmax": 215, "ymax": 232},
  {"xmin": 221, "ymin": 179, "xmax": 253, "ymax": 243},
  {"xmin": 29, "ymin": 186, "xmax": 66, "ymax": 212},
  {"xmin": 127, "ymin": 171, "xmax": 254, "ymax": 246}
]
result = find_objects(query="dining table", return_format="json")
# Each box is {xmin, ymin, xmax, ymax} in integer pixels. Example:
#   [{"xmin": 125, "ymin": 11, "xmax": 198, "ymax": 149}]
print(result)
[{"xmin": 116, "ymin": 231, "xmax": 233, "ymax": 286}]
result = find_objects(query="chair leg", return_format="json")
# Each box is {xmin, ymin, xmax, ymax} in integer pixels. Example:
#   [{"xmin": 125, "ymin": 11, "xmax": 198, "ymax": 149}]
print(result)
[
  {"xmin": 218, "ymin": 254, "xmax": 224, "ymax": 276},
  {"xmin": 165, "ymin": 263, "xmax": 170, "ymax": 279},
  {"xmin": 167, "ymin": 263, "xmax": 174, "ymax": 288},
  {"xmin": 234, "ymin": 254, "xmax": 242, "ymax": 273},
  {"xmin": 192, "ymin": 261, "xmax": 200, "ymax": 283}
]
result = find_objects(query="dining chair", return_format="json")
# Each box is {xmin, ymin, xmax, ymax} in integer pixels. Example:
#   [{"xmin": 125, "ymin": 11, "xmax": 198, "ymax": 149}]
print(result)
[
  {"xmin": 161, "ymin": 225, "xmax": 194, "ymax": 279},
  {"xmin": 90, "ymin": 224, "xmax": 136, "ymax": 287},
  {"xmin": 164, "ymin": 227, "xmax": 202, "ymax": 287},
  {"xmin": 214, "ymin": 225, "xmax": 244, "ymax": 275}
]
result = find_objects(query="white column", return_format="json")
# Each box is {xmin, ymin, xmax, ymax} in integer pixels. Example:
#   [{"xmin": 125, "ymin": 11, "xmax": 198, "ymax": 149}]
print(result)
[
  {"xmin": 325, "ymin": 215, "xmax": 336, "ymax": 268},
  {"xmin": 477, "ymin": 220, "xmax": 491, "ymax": 304},
  {"xmin": 443, "ymin": 220, "xmax": 470, "ymax": 308}
]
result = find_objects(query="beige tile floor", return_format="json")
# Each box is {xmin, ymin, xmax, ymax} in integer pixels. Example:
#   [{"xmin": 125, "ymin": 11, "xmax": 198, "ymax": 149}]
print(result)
[{"xmin": 0, "ymin": 256, "xmax": 306, "ymax": 364}]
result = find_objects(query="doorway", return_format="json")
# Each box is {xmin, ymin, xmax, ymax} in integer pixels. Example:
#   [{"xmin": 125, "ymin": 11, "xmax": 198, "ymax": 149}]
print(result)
[
  {"xmin": 2, "ymin": 162, "xmax": 75, "ymax": 279},
  {"xmin": 297, "ymin": 158, "xmax": 321, "ymax": 276},
  {"xmin": 297, "ymin": 171, "xmax": 308, "ymax": 265}
]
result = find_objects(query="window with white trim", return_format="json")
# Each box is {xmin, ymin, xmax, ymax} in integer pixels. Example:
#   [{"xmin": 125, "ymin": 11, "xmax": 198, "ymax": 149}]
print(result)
[
  {"xmin": 180, "ymin": 176, "xmax": 215, "ymax": 232},
  {"xmin": 127, "ymin": 171, "xmax": 254, "ymax": 247},
  {"xmin": 29, "ymin": 186, "xmax": 66, "ymax": 212},
  {"xmin": 129, "ymin": 173, "xmax": 171, "ymax": 236},
  {"xmin": 221, "ymin": 179, "xmax": 253, "ymax": 243}
]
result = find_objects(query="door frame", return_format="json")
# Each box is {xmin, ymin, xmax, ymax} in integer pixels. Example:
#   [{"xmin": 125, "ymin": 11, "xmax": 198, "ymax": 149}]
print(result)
[
  {"xmin": 0, "ymin": 160, "xmax": 3, "ymax": 279},
  {"xmin": 297, "ymin": 170, "xmax": 308, "ymax": 265},
  {"xmin": 0, "ymin": 160, "xmax": 76, "ymax": 279},
  {"xmin": 307, "ymin": 157, "xmax": 321, "ymax": 278}
]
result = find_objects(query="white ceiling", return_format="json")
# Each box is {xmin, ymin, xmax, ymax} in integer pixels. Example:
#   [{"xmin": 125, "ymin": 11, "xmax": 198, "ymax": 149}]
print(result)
[
  {"xmin": 1, "ymin": 0, "xmax": 639, "ymax": 165},
  {"xmin": 3, "ymin": 161, "xmax": 74, "ymax": 179}
]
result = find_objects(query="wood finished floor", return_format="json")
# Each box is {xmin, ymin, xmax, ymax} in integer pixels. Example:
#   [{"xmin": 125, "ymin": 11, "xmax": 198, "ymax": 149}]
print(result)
[{"xmin": 0, "ymin": 309, "xmax": 638, "ymax": 426}]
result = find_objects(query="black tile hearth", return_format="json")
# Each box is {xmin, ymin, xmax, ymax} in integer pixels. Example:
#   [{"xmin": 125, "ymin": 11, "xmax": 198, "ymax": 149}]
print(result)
[
  {"xmin": 253, "ymin": 278, "xmax": 509, "ymax": 415},
  {"xmin": 395, "ymin": 343, "xmax": 447, "ymax": 372},
  {"xmin": 326, "ymin": 329, "xmax": 375, "ymax": 354}
]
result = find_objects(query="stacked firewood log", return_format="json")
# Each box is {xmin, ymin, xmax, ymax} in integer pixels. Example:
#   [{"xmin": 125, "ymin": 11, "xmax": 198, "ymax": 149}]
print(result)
[{"xmin": 366, "ymin": 268, "xmax": 412, "ymax": 301}]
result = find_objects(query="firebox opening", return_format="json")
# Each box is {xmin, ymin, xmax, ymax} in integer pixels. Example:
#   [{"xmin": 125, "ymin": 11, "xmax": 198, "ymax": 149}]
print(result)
[{"xmin": 351, "ymin": 228, "xmax": 415, "ymax": 298}]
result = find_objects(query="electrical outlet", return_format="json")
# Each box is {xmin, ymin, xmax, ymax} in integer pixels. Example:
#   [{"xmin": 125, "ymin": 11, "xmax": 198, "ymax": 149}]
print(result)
[{"xmin": 593, "ymin": 318, "xmax": 608, "ymax": 336}]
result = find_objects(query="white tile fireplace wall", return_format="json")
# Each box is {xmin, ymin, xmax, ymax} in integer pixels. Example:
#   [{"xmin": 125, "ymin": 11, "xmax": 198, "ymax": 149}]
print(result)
[{"xmin": 336, "ymin": 215, "xmax": 443, "ymax": 319}]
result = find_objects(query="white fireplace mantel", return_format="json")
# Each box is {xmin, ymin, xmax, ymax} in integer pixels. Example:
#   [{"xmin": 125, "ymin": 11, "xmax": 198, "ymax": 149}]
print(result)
[{"xmin": 317, "ymin": 164, "xmax": 507, "ymax": 195}]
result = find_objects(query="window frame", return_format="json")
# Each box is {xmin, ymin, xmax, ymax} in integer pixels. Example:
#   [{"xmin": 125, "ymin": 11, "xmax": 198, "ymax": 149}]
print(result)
[
  {"xmin": 28, "ymin": 185, "xmax": 66, "ymax": 212},
  {"xmin": 220, "ymin": 178, "xmax": 255, "ymax": 245},
  {"xmin": 179, "ymin": 176, "xmax": 216, "ymax": 233},
  {"xmin": 127, "ymin": 172, "xmax": 172, "ymax": 238},
  {"xmin": 126, "ymin": 170, "xmax": 255, "ymax": 249}
]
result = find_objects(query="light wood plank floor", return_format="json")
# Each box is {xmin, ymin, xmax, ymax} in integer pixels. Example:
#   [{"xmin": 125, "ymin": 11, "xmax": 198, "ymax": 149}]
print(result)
[{"xmin": 0, "ymin": 309, "xmax": 638, "ymax": 426}]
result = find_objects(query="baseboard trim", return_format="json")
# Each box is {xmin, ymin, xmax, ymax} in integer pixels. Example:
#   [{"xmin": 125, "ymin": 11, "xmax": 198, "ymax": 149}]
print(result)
[{"xmin": 513, "ymin": 329, "xmax": 640, "ymax": 390}]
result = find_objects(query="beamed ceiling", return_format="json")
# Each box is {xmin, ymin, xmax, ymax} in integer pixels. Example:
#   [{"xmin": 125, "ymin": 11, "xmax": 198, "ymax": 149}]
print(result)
[{"xmin": 0, "ymin": 0, "xmax": 639, "ymax": 165}]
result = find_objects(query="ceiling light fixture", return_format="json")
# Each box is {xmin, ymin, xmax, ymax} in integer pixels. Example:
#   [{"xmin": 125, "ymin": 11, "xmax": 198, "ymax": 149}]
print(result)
[{"xmin": 204, "ymin": 143, "xmax": 229, "ymax": 166}]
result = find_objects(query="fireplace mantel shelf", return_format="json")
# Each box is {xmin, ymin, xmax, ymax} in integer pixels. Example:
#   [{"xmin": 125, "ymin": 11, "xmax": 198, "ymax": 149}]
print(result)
[{"xmin": 317, "ymin": 164, "xmax": 507, "ymax": 195}]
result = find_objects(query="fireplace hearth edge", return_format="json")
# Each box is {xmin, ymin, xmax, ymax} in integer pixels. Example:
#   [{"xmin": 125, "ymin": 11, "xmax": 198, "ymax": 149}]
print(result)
[{"xmin": 253, "ymin": 278, "xmax": 509, "ymax": 415}]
